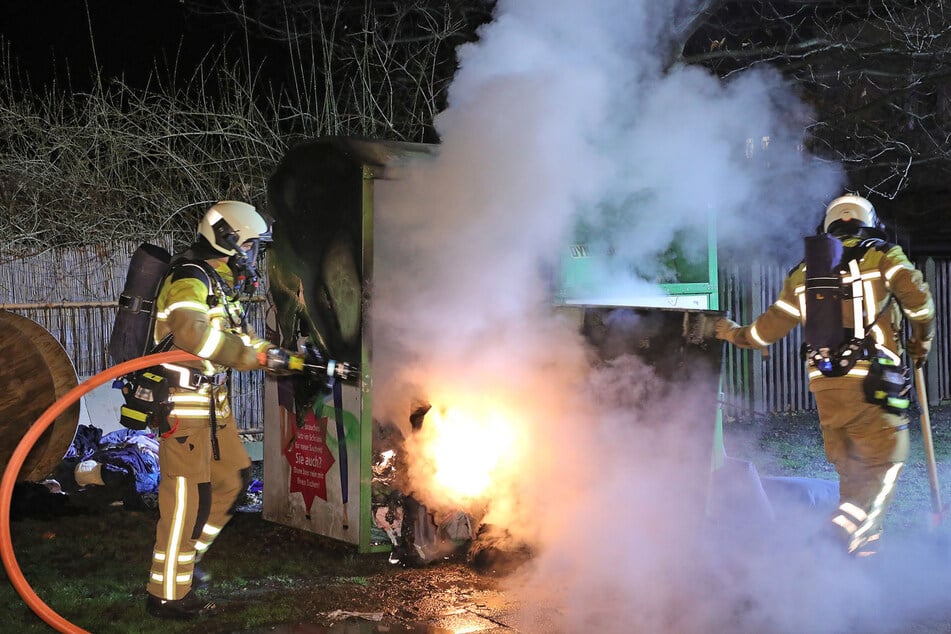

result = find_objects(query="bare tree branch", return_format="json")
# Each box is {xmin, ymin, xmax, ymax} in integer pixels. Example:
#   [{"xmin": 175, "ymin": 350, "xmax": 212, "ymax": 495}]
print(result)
[{"xmin": 681, "ymin": 0, "xmax": 951, "ymax": 248}]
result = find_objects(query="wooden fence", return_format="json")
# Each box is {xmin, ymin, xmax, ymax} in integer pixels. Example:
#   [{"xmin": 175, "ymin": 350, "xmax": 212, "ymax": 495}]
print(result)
[
  {"xmin": 0, "ymin": 241, "xmax": 267, "ymax": 434},
  {"xmin": 1, "ymin": 243, "xmax": 947, "ymax": 426}
]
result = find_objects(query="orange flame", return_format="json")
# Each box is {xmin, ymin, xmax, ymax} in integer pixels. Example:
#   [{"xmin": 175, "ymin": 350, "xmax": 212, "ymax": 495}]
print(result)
[{"xmin": 411, "ymin": 400, "xmax": 522, "ymax": 507}]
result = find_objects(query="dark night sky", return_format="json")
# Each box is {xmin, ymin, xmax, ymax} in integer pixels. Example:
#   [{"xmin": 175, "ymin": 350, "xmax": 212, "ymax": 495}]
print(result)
[{"xmin": 0, "ymin": 1, "xmax": 260, "ymax": 93}]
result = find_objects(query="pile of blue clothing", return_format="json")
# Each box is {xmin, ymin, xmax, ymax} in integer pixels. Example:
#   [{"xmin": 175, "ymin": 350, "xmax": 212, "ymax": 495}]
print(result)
[{"xmin": 52, "ymin": 424, "xmax": 161, "ymax": 509}]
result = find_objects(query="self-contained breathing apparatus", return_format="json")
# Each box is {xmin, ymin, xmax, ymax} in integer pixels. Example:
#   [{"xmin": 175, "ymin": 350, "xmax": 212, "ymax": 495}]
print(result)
[
  {"xmin": 803, "ymin": 233, "xmax": 911, "ymax": 413},
  {"xmin": 109, "ymin": 245, "xmax": 225, "ymax": 432},
  {"xmin": 109, "ymin": 201, "xmax": 273, "ymax": 433},
  {"xmin": 109, "ymin": 236, "xmax": 358, "ymax": 433}
]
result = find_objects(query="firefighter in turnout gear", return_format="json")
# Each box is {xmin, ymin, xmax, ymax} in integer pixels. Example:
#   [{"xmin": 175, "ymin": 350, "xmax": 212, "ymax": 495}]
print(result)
[
  {"xmin": 144, "ymin": 201, "xmax": 308, "ymax": 619},
  {"xmin": 716, "ymin": 194, "xmax": 935, "ymax": 557}
]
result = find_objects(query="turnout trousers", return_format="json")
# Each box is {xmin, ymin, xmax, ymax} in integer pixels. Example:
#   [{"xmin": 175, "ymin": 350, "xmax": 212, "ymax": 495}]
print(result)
[
  {"xmin": 147, "ymin": 385, "xmax": 251, "ymax": 601},
  {"xmin": 815, "ymin": 387, "xmax": 909, "ymax": 555}
]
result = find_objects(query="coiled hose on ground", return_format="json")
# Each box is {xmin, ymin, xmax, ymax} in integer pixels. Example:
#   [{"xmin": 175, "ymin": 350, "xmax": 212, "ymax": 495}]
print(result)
[{"xmin": 0, "ymin": 350, "xmax": 198, "ymax": 634}]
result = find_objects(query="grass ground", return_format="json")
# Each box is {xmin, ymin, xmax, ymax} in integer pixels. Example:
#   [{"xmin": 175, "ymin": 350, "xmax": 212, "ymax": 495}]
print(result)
[
  {"xmin": 2, "ymin": 403, "xmax": 950, "ymax": 633},
  {"xmin": 722, "ymin": 402, "xmax": 951, "ymax": 537}
]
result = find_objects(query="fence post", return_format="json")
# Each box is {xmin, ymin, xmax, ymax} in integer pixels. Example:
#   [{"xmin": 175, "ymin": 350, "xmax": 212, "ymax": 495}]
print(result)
[
  {"xmin": 750, "ymin": 261, "xmax": 765, "ymax": 412},
  {"xmin": 925, "ymin": 257, "xmax": 939, "ymax": 406}
]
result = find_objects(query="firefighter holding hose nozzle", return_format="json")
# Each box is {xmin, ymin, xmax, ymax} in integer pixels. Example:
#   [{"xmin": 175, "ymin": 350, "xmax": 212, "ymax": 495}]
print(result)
[
  {"xmin": 134, "ymin": 201, "xmax": 353, "ymax": 619},
  {"xmin": 716, "ymin": 194, "xmax": 935, "ymax": 557}
]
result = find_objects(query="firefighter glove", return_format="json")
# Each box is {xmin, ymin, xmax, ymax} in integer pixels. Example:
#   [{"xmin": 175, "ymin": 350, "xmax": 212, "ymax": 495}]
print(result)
[
  {"xmin": 714, "ymin": 317, "xmax": 740, "ymax": 343},
  {"xmin": 906, "ymin": 337, "xmax": 932, "ymax": 368}
]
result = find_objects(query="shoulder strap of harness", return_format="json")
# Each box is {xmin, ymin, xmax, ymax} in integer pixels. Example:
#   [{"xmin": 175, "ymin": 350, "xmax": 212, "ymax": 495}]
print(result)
[
  {"xmin": 803, "ymin": 235, "xmax": 895, "ymax": 377},
  {"xmin": 169, "ymin": 259, "xmax": 225, "ymax": 306},
  {"xmin": 839, "ymin": 237, "xmax": 896, "ymax": 340}
]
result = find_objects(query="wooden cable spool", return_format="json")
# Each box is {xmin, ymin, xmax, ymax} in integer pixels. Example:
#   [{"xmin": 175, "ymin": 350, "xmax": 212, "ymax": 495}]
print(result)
[{"xmin": 0, "ymin": 310, "xmax": 80, "ymax": 482}]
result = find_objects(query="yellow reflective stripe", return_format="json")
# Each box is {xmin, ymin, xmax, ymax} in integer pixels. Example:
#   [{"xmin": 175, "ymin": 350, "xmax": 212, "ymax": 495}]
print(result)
[
  {"xmin": 849, "ymin": 260, "xmax": 864, "ymax": 339},
  {"xmin": 197, "ymin": 329, "xmax": 224, "ymax": 358},
  {"xmin": 176, "ymin": 574, "xmax": 192, "ymax": 583},
  {"xmin": 874, "ymin": 343, "xmax": 901, "ymax": 363},
  {"xmin": 905, "ymin": 304, "xmax": 934, "ymax": 319},
  {"xmin": 794, "ymin": 284, "xmax": 807, "ymax": 318},
  {"xmin": 170, "ymin": 408, "xmax": 211, "ymax": 418},
  {"xmin": 165, "ymin": 359, "xmax": 217, "ymax": 377},
  {"xmin": 843, "ymin": 271, "xmax": 881, "ymax": 283},
  {"xmin": 153, "ymin": 551, "xmax": 167, "ymax": 562},
  {"xmin": 809, "ymin": 369, "xmax": 823, "ymax": 380},
  {"xmin": 863, "ymin": 281, "xmax": 877, "ymax": 327},
  {"xmin": 170, "ymin": 393, "xmax": 212, "ymax": 404},
  {"xmin": 749, "ymin": 324, "xmax": 769, "ymax": 347},
  {"xmin": 884, "ymin": 264, "xmax": 906, "ymax": 281},
  {"xmin": 151, "ymin": 572, "xmax": 163, "ymax": 582},
  {"xmin": 121, "ymin": 407, "xmax": 149, "ymax": 423},
  {"xmin": 165, "ymin": 476, "xmax": 188, "ymax": 598},
  {"xmin": 202, "ymin": 524, "xmax": 222, "ymax": 537},
  {"xmin": 870, "ymin": 325, "xmax": 885, "ymax": 346},
  {"xmin": 162, "ymin": 300, "xmax": 209, "ymax": 316},
  {"xmin": 850, "ymin": 463, "xmax": 903, "ymax": 552},
  {"xmin": 866, "ymin": 463, "xmax": 901, "ymax": 523},
  {"xmin": 774, "ymin": 299, "xmax": 800, "ymax": 318},
  {"xmin": 848, "ymin": 367, "xmax": 869, "ymax": 377},
  {"xmin": 195, "ymin": 541, "xmax": 211, "ymax": 553},
  {"xmin": 840, "ymin": 502, "xmax": 868, "ymax": 522},
  {"xmin": 162, "ymin": 365, "xmax": 194, "ymax": 388},
  {"xmin": 178, "ymin": 552, "xmax": 195, "ymax": 563},
  {"xmin": 832, "ymin": 514, "xmax": 858, "ymax": 534},
  {"xmin": 254, "ymin": 339, "xmax": 270, "ymax": 351}
]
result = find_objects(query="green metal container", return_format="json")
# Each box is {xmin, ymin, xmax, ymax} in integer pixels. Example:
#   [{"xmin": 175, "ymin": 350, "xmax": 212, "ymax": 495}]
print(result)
[{"xmin": 262, "ymin": 137, "xmax": 726, "ymax": 554}]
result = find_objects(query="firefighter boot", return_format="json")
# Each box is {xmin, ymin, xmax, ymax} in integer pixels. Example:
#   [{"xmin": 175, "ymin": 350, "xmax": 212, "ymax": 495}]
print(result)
[{"xmin": 146, "ymin": 590, "xmax": 218, "ymax": 620}]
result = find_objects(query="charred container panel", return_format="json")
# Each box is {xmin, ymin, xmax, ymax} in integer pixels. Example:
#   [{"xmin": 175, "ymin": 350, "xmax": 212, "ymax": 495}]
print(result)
[
  {"xmin": 267, "ymin": 140, "xmax": 367, "ymax": 364},
  {"xmin": 570, "ymin": 305, "xmax": 726, "ymax": 486}
]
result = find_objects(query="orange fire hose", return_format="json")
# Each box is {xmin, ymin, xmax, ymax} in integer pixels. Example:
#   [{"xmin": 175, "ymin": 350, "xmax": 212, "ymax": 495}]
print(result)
[{"xmin": 0, "ymin": 350, "xmax": 198, "ymax": 634}]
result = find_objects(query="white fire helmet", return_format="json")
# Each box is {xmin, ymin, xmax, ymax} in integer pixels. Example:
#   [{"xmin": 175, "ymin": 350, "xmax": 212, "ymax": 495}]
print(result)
[
  {"xmin": 823, "ymin": 194, "xmax": 880, "ymax": 233},
  {"xmin": 198, "ymin": 200, "xmax": 271, "ymax": 256}
]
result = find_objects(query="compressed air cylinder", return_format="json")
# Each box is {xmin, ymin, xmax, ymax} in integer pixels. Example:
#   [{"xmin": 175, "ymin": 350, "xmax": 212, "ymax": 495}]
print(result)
[
  {"xmin": 108, "ymin": 243, "xmax": 171, "ymax": 364},
  {"xmin": 803, "ymin": 234, "xmax": 844, "ymax": 350}
]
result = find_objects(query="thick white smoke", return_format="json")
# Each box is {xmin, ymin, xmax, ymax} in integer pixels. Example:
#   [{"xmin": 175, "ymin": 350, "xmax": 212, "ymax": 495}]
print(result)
[{"xmin": 369, "ymin": 1, "xmax": 951, "ymax": 632}]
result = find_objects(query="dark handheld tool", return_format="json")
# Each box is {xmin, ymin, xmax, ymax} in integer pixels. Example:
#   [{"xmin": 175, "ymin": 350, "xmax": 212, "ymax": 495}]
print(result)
[
  {"xmin": 300, "ymin": 342, "xmax": 359, "ymax": 383},
  {"xmin": 260, "ymin": 344, "xmax": 359, "ymax": 383},
  {"xmin": 915, "ymin": 366, "xmax": 945, "ymax": 528}
]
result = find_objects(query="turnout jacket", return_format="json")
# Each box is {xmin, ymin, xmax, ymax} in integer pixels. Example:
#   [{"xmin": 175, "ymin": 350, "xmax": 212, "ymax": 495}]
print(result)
[
  {"xmin": 153, "ymin": 258, "xmax": 271, "ymax": 381},
  {"xmin": 724, "ymin": 235, "xmax": 934, "ymax": 393}
]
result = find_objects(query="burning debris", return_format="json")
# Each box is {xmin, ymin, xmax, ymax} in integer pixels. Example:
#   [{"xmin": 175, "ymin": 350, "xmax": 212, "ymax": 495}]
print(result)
[
  {"xmin": 368, "ymin": 306, "xmax": 722, "ymax": 579},
  {"xmin": 370, "ymin": 404, "xmax": 490, "ymax": 568}
]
